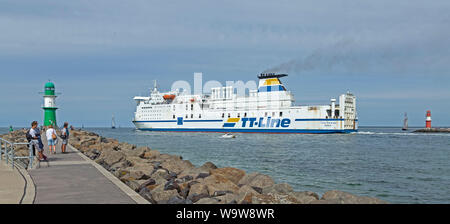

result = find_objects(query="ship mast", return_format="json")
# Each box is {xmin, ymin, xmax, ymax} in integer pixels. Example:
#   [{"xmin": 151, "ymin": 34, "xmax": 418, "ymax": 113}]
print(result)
[{"xmin": 153, "ymin": 80, "xmax": 158, "ymax": 92}]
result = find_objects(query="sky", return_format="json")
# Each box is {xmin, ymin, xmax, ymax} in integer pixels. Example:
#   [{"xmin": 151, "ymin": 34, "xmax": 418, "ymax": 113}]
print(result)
[{"xmin": 0, "ymin": 0, "xmax": 449, "ymax": 127}]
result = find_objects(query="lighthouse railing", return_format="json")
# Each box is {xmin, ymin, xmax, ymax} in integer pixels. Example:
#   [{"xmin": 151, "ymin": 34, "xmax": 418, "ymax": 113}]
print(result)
[{"xmin": 0, "ymin": 138, "xmax": 34, "ymax": 169}]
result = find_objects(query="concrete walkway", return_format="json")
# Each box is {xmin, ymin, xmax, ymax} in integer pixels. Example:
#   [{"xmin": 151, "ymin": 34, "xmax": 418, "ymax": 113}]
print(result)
[
  {"xmin": 0, "ymin": 162, "xmax": 26, "ymax": 203},
  {"xmin": 0, "ymin": 161, "xmax": 34, "ymax": 204},
  {"xmin": 27, "ymin": 135, "xmax": 148, "ymax": 204}
]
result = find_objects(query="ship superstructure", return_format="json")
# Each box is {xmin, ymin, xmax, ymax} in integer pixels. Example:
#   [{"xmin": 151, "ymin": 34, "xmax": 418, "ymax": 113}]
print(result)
[{"xmin": 133, "ymin": 73, "xmax": 358, "ymax": 133}]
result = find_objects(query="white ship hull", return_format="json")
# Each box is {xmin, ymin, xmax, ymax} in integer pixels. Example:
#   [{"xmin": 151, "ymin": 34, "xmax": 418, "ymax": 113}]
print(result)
[
  {"xmin": 133, "ymin": 115, "xmax": 357, "ymax": 134},
  {"xmin": 133, "ymin": 121, "xmax": 357, "ymax": 134}
]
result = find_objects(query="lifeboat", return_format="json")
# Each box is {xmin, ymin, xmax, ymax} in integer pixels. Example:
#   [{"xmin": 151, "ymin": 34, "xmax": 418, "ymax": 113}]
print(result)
[{"xmin": 163, "ymin": 95, "xmax": 176, "ymax": 100}]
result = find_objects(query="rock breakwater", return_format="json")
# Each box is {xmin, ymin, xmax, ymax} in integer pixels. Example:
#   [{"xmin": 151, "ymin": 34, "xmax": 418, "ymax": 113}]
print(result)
[
  {"xmin": 413, "ymin": 128, "xmax": 450, "ymax": 133},
  {"xmin": 0, "ymin": 129, "xmax": 31, "ymax": 159},
  {"xmin": 68, "ymin": 130, "xmax": 388, "ymax": 204},
  {"xmin": 2, "ymin": 129, "xmax": 388, "ymax": 204}
]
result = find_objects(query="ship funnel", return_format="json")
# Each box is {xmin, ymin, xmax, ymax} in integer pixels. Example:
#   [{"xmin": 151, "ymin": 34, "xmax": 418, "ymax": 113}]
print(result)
[
  {"xmin": 331, "ymin": 99, "xmax": 336, "ymax": 118},
  {"xmin": 258, "ymin": 73, "xmax": 288, "ymax": 79}
]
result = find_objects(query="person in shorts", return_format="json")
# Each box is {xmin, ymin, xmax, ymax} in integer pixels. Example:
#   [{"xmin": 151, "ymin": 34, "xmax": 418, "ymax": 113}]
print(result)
[
  {"xmin": 60, "ymin": 122, "xmax": 69, "ymax": 153},
  {"xmin": 46, "ymin": 124, "xmax": 57, "ymax": 154},
  {"xmin": 29, "ymin": 121, "xmax": 47, "ymax": 161}
]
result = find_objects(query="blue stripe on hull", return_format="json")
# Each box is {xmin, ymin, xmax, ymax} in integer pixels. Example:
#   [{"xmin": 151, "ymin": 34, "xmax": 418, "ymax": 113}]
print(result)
[
  {"xmin": 295, "ymin": 118, "xmax": 344, "ymax": 121},
  {"xmin": 134, "ymin": 120, "xmax": 176, "ymax": 123},
  {"xmin": 134, "ymin": 118, "xmax": 350, "ymax": 123},
  {"xmin": 136, "ymin": 128, "xmax": 357, "ymax": 134},
  {"xmin": 184, "ymin": 120, "xmax": 223, "ymax": 122}
]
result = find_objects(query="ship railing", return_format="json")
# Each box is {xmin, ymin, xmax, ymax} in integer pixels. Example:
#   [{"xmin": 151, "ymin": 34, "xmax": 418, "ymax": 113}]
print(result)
[{"xmin": 0, "ymin": 138, "xmax": 34, "ymax": 170}]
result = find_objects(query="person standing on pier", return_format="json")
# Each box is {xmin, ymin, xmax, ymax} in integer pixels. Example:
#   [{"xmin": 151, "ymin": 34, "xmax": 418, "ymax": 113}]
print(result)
[
  {"xmin": 46, "ymin": 124, "xmax": 57, "ymax": 154},
  {"xmin": 60, "ymin": 122, "xmax": 69, "ymax": 153},
  {"xmin": 29, "ymin": 121, "xmax": 46, "ymax": 161}
]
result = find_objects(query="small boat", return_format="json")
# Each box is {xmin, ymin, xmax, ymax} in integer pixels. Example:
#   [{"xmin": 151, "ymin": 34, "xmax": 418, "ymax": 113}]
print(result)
[
  {"xmin": 402, "ymin": 112, "xmax": 408, "ymax": 131},
  {"xmin": 221, "ymin": 133, "xmax": 236, "ymax": 139}
]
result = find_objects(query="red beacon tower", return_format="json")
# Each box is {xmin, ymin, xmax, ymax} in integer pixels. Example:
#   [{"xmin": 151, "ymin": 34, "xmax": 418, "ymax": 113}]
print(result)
[{"xmin": 426, "ymin": 110, "xmax": 432, "ymax": 129}]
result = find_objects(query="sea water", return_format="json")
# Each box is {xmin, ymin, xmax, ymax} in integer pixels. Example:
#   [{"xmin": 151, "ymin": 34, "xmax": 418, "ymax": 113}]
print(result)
[{"xmin": 2, "ymin": 127, "xmax": 449, "ymax": 204}]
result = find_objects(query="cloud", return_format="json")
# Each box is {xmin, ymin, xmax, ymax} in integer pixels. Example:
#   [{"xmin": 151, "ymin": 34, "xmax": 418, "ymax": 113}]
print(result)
[
  {"xmin": 358, "ymin": 90, "xmax": 450, "ymax": 100},
  {"xmin": 1, "ymin": 0, "xmax": 449, "ymax": 56},
  {"xmin": 0, "ymin": 0, "xmax": 449, "ymax": 126}
]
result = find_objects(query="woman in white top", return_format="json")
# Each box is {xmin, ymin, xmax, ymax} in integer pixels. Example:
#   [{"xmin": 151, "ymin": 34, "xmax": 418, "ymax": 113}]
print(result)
[{"xmin": 46, "ymin": 125, "xmax": 58, "ymax": 154}]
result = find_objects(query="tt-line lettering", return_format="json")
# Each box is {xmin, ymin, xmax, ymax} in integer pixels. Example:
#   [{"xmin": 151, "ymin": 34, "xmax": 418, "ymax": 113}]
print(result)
[{"xmin": 241, "ymin": 117, "xmax": 291, "ymax": 128}]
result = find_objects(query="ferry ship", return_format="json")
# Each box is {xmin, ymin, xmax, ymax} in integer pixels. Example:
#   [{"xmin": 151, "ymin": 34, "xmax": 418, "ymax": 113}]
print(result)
[{"xmin": 132, "ymin": 73, "xmax": 358, "ymax": 133}]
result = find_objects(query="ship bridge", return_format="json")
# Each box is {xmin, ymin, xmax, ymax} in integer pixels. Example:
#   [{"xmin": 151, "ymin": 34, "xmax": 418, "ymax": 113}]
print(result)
[{"xmin": 208, "ymin": 73, "xmax": 294, "ymax": 111}]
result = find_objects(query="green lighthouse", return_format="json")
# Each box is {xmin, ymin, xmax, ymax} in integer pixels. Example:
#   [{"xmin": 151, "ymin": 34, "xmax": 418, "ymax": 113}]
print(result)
[{"xmin": 42, "ymin": 81, "xmax": 58, "ymax": 127}]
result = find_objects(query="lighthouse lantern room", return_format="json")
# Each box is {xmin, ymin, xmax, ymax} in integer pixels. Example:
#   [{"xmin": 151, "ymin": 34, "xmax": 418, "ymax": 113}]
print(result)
[{"xmin": 42, "ymin": 81, "xmax": 58, "ymax": 127}]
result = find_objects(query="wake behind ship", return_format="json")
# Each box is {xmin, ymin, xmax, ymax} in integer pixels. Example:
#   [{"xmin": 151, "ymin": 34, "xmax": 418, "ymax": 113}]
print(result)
[{"xmin": 132, "ymin": 73, "xmax": 358, "ymax": 133}]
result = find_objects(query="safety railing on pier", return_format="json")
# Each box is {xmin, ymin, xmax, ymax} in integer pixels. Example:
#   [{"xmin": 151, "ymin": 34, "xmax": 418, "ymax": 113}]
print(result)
[{"xmin": 0, "ymin": 137, "xmax": 34, "ymax": 169}]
